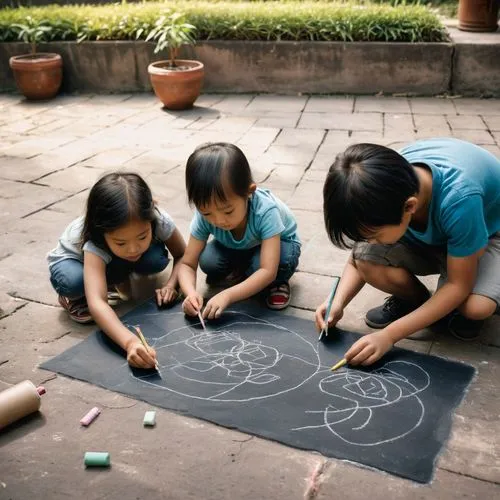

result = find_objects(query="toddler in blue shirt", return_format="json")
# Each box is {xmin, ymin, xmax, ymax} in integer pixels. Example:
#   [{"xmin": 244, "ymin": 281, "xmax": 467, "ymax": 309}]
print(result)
[{"xmin": 179, "ymin": 142, "xmax": 301, "ymax": 319}]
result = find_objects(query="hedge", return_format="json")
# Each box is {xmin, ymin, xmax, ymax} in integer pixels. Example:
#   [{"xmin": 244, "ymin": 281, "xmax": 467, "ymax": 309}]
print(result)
[{"xmin": 0, "ymin": 1, "xmax": 449, "ymax": 43}]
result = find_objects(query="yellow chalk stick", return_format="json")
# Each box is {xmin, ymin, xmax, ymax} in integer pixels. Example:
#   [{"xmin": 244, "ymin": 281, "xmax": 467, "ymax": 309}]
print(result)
[{"xmin": 330, "ymin": 358, "xmax": 347, "ymax": 372}]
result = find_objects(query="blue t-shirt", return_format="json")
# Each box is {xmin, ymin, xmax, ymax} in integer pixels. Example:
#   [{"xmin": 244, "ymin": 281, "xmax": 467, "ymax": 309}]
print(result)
[
  {"xmin": 400, "ymin": 138, "xmax": 500, "ymax": 257},
  {"xmin": 190, "ymin": 188, "xmax": 300, "ymax": 249}
]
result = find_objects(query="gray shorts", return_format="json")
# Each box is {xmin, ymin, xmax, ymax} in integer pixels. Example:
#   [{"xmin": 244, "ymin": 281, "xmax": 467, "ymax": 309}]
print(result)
[{"xmin": 352, "ymin": 233, "xmax": 500, "ymax": 307}]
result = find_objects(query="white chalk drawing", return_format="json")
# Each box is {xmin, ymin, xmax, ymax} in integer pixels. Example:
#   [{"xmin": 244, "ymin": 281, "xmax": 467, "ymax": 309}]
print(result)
[
  {"xmin": 292, "ymin": 361, "xmax": 430, "ymax": 446},
  {"xmin": 123, "ymin": 310, "xmax": 432, "ymax": 447},
  {"xmin": 124, "ymin": 311, "xmax": 321, "ymax": 402}
]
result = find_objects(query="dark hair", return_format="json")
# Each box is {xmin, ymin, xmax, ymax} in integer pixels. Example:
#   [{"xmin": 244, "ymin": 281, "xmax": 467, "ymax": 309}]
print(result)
[
  {"xmin": 323, "ymin": 143, "xmax": 419, "ymax": 248},
  {"xmin": 81, "ymin": 172, "xmax": 156, "ymax": 248},
  {"xmin": 185, "ymin": 142, "xmax": 254, "ymax": 207}
]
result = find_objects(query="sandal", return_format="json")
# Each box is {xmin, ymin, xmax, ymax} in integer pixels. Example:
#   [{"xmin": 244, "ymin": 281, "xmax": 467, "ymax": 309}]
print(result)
[
  {"xmin": 266, "ymin": 282, "xmax": 291, "ymax": 310},
  {"xmin": 107, "ymin": 286, "xmax": 125, "ymax": 306},
  {"xmin": 58, "ymin": 295, "xmax": 93, "ymax": 324}
]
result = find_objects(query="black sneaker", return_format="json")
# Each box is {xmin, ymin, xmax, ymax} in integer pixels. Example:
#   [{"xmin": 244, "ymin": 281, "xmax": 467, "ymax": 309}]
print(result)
[
  {"xmin": 365, "ymin": 294, "xmax": 428, "ymax": 329},
  {"xmin": 448, "ymin": 312, "xmax": 483, "ymax": 341}
]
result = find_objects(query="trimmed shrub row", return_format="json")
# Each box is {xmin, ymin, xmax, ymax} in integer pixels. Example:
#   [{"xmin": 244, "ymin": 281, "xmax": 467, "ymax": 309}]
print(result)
[{"xmin": 0, "ymin": 1, "xmax": 448, "ymax": 44}]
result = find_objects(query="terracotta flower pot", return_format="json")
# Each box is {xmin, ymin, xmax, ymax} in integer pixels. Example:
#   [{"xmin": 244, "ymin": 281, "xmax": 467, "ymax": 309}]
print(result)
[
  {"xmin": 9, "ymin": 53, "xmax": 63, "ymax": 100},
  {"xmin": 458, "ymin": 0, "xmax": 499, "ymax": 32},
  {"xmin": 148, "ymin": 59, "xmax": 204, "ymax": 110}
]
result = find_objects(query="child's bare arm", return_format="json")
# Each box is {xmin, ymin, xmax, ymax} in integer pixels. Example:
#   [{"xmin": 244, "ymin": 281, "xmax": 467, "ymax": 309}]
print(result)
[
  {"xmin": 203, "ymin": 235, "xmax": 280, "ymax": 319},
  {"xmin": 314, "ymin": 258, "xmax": 366, "ymax": 331},
  {"xmin": 346, "ymin": 250, "xmax": 482, "ymax": 366},
  {"xmin": 164, "ymin": 228, "xmax": 186, "ymax": 287},
  {"xmin": 156, "ymin": 228, "xmax": 186, "ymax": 305},
  {"xmin": 178, "ymin": 236, "xmax": 206, "ymax": 315},
  {"xmin": 83, "ymin": 252, "xmax": 157, "ymax": 368}
]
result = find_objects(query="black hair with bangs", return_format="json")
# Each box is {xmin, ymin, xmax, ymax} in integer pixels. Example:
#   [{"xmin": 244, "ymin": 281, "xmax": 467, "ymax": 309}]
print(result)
[
  {"xmin": 323, "ymin": 143, "xmax": 419, "ymax": 249},
  {"xmin": 81, "ymin": 172, "xmax": 156, "ymax": 248},
  {"xmin": 185, "ymin": 142, "xmax": 254, "ymax": 207}
]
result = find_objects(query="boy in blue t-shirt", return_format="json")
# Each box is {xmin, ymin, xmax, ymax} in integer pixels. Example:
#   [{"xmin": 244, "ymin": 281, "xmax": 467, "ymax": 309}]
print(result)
[{"xmin": 315, "ymin": 138, "xmax": 500, "ymax": 366}]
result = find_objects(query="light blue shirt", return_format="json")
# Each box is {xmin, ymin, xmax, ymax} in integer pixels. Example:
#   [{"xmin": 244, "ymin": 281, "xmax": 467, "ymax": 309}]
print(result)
[
  {"xmin": 400, "ymin": 138, "xmax": 500, "ymax": 257},
  {"xmin": 190, "ymin": 188, "xmax": 300, "ymax": 249}
]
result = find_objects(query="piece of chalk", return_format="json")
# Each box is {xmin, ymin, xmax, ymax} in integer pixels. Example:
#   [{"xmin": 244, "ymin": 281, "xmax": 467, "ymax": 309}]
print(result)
[
  {"xmin": 143, "ymin": 410, "xmax": 156, "ymax": 427},
  {"xmin": 80, "ymin": 406, "xmax": 101, "ymax": 427},
  {"xmin": 84, "ymin": 451, "xmax": 110, "ymax": 467},
  {"xmin": 197, "ymin": 311, "xmax": 206, "ymax": 330},
  {"xmin": 330, "ymin": 358, "xmax": 347, "ymax": 372}
]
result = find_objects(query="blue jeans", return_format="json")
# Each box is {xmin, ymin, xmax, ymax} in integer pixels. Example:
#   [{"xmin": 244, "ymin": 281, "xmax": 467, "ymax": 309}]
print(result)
[
  {"xmin": 49, "ymin": 241, "xmax": 170, "ymax": 299},
  {"xmin": 199, "ymin": 239, "xmax": 301, "ymax": 285}
]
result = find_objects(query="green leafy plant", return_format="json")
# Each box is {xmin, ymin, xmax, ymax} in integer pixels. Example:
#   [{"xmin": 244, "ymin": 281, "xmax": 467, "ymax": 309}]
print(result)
[
  {"xmin": 145, "ymin": 13, "xmax": 197, "ymax": 67},
  {"xmin": 11, "ymin": 16, "xmax": 54, "ymax": 54},
  {"xmin": 0, "ymin": 2, "xmax": 449, "ymax": 44}
]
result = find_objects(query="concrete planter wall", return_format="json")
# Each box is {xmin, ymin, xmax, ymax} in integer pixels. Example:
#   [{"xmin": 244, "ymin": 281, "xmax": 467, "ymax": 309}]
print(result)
[
  {"xmin": 451, "ymin": 29, "xmax": 500, "ymax": 96},
  {"xmin": 0, "ymin": 34, "xmax": 498, "ymax": 96}
]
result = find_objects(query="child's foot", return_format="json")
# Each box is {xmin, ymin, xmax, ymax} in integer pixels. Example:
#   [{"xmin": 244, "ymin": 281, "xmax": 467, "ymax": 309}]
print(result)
[
  {"xmin": 58, "ymin": 295, "xmax": 93, "ymax": 324},
  {"xmin": 448, "ymin": 312, "xmax": 483, "ymax": 341},
  {"xmin": 107, "ymin": 290, "xmax": 122, "ymax": 306},
  {"xmin": 266, "ymin": 282, "xmax": 291, "ymax": 310},
  {"xmin": 365, "ymin": 292, "xmax": 430, "ymax": 329},
  {"xmin": 112, "ymin": 281, "xmax": 132, "ymax": 302},
  {"xmin": 107, "ymin": 284, "xmax": 130, "ymax": 306}
]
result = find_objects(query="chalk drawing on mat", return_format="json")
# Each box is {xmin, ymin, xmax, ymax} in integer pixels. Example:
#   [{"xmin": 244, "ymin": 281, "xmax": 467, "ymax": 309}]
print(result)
[
  {"xmin": 124, "ymin": 311, "xmax": 322, "ymax": 402},
  {"xmin": 292, "ymin": 361, "xmax": 431, "ymax": 446},
  {"xmin": 124, "ymin": 310, "xmax": 432, "ymax": 446}
]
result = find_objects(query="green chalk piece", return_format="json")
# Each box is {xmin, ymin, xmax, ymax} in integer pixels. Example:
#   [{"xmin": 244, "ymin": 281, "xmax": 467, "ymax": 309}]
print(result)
[
  {"xmin": 143, "ymin": 410, "xmax": 156, "ymax": 427},
  {"xmin": 84, "ymin": 451, "xmax": 110, "ymax": 467}
]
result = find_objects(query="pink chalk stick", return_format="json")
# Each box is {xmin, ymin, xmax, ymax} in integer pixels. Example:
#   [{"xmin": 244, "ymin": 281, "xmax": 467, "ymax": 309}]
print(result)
[{"xmin": 80, "ymin": 407, "xmax": 101, "ymax": 427}]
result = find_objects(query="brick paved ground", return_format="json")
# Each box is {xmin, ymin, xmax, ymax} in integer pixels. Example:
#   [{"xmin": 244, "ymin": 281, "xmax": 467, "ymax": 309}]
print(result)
[{"xmin": 0, "ymin": 93, "xmax": 499, "ymax": 499}]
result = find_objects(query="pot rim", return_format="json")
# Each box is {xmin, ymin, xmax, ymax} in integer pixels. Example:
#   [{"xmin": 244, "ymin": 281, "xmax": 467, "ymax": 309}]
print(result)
[
  {"xmin": 148, "ymin": 59, "xmax": 204, "ymax": 75},
  {"xmin": 10, "ymin": 52, "xmax": 62, "ymax": 61}
]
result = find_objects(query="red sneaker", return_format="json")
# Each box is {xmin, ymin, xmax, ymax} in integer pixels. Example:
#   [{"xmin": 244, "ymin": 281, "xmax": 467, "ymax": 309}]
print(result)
[
  {"xmin": 58, "ymin": 295, "xmax": 93, "ymax": 324},
  {"xmin": 266, "ymin": 283, "xmax": 291, "ymax": 310}
]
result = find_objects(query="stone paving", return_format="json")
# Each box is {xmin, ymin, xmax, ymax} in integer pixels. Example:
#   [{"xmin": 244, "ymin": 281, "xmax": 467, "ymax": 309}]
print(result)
[{"xmin": 0, "ymin": 92, "xmax": 499, "ymax": 499}]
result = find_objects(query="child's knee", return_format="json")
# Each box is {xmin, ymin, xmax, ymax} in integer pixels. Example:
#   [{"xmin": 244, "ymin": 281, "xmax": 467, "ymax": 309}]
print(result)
[
  {"xmin": 458, "ymin": 295, "xmax": 497, "ymax": 320},
  {"xmin": 50, "ymin": 262, "xmax": 85, "ymax": 298},
  {"xmin": 199, "ymin": 247, "xmax": 218, "ymax": 275},
  {"xmin": 135, "ymin": 243, "xmax": 169, "ymax": 275},
  {"xmin": 355, "ymin": 259, "xmax": 386, "ymax": 280}
]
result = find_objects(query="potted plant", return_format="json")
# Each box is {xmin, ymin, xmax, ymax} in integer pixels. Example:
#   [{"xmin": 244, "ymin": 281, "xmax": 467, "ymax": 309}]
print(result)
[
  {"xmin": 458, "ymin": 0, "xmax": 499, "ymax": 32},
  {"xmin": 146, "ymin": 13, "xmax": 204, "ymax": 110},
  {"xmin": 9, "ymin": 16, "xmax": 63, "ymax": 100}
]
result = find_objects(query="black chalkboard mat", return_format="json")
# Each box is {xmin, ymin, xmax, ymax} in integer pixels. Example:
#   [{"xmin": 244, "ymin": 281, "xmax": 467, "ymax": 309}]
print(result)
[{"xmin": 41, "ymin": 300, "xmax": 475, "ymax": 483}]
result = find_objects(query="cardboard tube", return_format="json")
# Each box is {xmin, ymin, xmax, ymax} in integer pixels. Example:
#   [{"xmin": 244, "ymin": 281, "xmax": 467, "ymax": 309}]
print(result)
[{"xmin": 0, "ymin": 380, "xmax": 44, "ymax": 430}]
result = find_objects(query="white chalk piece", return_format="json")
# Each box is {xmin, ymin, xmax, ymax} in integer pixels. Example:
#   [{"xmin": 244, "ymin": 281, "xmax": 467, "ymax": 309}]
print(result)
[
  {"xmin": 143, "ymin": 410, "xmax": 156, "ymax": 427},
  {"xmin": 80, "ymin": 406, "xmax": 101, "ymax": 427},
  {"xmin": 0, "ymin": 380, "xmax": 45, "ymax": 430}
]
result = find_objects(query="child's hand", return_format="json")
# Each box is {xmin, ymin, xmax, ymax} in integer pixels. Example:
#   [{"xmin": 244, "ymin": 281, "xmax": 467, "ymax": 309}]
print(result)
[
  {"xmin": 155, "ymin": 285, "xmax": 178, "ymax": 306},
  {"xmin": 203, "ymin": 291, "xmax": 231, "ymax": 320},
  {"xmin": 315, "ymin": 302, "xmax": 343, "ymax": 332},
  {"xmin": 126, "ymin": 339, "xmax": 157, "ymax": 369},
  {"xmin": 345, "ymin": 331, "xmax": 393, "ymax": 366},
  {"xmin": 182, "ymin": 292, "xmax": 204, "ymax": 317}
]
